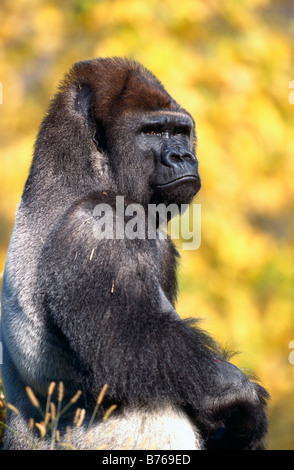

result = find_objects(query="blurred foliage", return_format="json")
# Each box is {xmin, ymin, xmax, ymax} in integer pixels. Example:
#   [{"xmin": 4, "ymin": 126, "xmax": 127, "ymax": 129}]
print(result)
[{"xmin": 0, "ymin": 0, "xmax": 294, "ymax": 450}]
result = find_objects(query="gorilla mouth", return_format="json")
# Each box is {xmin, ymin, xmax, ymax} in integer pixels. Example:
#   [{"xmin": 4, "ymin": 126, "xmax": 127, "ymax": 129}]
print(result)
[{"xmin": 154, "ymin": 174, "xmax": 200, "ymax": 189}]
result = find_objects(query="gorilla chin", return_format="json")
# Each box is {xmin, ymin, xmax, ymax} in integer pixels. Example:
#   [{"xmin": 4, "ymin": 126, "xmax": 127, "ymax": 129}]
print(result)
[
  {"xmin": 152, "ymin": 175, "xmax": 201, "ymax": 206},
  {"xmin": 154, "ymin": 174, "xmax": 201, "ymax": 190}
]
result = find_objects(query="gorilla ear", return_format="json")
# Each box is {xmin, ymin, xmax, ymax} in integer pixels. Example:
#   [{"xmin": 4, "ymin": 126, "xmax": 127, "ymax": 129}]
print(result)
[
  {"xmin": 74, "ymin": 83, "xmax": 106, "ymax": 151},
  {"xmin": 74, "ymin": 83, "xmax": 93, "ymax": 119}
]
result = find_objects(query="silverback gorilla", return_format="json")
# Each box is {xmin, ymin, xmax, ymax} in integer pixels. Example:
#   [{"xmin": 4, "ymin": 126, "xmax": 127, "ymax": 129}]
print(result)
[{"xmin": 0, "ymin": 58, "xmax": 269, "ymax": 450}]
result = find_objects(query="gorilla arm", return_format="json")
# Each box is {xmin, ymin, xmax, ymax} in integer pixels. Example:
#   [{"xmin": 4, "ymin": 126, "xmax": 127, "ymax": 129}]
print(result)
[{"xmin": 39, "ymin": 192, "xmax": 268, "ymax": 449}]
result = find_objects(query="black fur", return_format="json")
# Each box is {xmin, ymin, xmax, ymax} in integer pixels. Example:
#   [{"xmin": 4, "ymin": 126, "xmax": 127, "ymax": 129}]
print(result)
[{"xmin": 0, "ymin": 57, "xmax": 269, "ymax": 450}]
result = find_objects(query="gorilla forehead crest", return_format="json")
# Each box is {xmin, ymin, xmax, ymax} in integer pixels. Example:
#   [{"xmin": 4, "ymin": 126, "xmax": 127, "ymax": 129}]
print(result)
[{"xmin": 65, "ymin": 57, "xmax": 182, "ymax": 121}]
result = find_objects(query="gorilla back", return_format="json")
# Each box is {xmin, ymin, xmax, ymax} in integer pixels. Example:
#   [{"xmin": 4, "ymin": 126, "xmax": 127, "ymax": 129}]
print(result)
[{"xmin": 0, "ymin": 58, "xmax": 268, "ymax": 450}]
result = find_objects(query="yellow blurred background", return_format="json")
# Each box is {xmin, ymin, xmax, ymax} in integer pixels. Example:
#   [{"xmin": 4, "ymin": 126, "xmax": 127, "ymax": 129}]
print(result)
[{"xmin": 0, "ymin": 0, "xmax": 294, "ymax": 450}]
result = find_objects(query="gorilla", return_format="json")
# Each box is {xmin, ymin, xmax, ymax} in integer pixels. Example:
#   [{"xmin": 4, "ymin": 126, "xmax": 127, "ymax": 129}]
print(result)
[{"xmin": 0, "ymin": 57, "xmax": 269, "ymax": 450}]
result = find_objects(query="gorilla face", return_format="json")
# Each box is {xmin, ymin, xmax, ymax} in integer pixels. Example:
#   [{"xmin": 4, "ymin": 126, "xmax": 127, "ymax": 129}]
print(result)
[
  {"xmin": 103, "ymin": 110, "xmax": 201, "ymax": 207},
  {"xmin": 139, "ymin": 111, "xmax": 200, "ymax": 206}
]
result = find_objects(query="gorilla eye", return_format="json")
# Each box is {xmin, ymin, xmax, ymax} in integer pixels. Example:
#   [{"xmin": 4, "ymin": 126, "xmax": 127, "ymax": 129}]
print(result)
[
  {"xmin": 145, "ymin": 129, "xmax": 161, "ymax": 136},
  {"xmin": 173, "ymin": 126, "xmax": 191, "ymax": 137},
  {"xmin": 142, "ymin": 125, "xmax": 162, "ymax": 136}
]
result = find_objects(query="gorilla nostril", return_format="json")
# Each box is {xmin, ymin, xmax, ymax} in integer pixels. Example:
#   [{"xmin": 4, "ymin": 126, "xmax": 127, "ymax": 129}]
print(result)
[
  {"xmin": 164, "ymin": 149, "xmax": 194, "ymax": 166},
  {"xmin": 183, "ymin": 150, "xmax": 195, "ymax": 161},
  {"xmin": 169, "ymin": 152, "xmax": 182, "ymax": 162}
]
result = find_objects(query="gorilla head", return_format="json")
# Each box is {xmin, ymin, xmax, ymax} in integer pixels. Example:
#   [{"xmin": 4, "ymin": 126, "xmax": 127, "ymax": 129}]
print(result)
[{"xmin": 44, "ymin": 58, "xmax": 200, "ymax": 208}]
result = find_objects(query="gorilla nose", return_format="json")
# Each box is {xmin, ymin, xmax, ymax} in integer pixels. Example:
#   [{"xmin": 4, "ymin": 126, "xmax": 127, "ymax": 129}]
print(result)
[{"xmin": 162, "ymin": 148, "xmax": 195, "ymax": 167}]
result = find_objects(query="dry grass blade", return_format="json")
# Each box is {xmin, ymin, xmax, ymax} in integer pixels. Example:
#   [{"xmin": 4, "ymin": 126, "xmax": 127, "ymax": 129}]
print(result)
[
  {"xmin": 73, "ymin": 408, "xmax": 82, "ymax": 426},
  {"xmin": 25, "ymin": 386, "xmax": 40, "ymax": 408},
  {"xmin": 70, "ymin": 390, "xmax": 82, "ymax": 405},
  {"xmin": 35, "ymin": 422, "xmax": 46, "ymax": 439},
  {"xmin": 50, "ymin": 383, "xmax": 65, "ymax": 449},
  {"xmin": 97, "ymin": 384, "xmax": 108, "ymax": 406},
  {"xmin": 87, "ymin": 384, "xmax": 108, "ymax": 431},
  {"xmin": 103, "ymin": 404, "xmax": 117, "ymax": 421},
  {"xmin": 59, "ymin": 442, "xmax": 77, "ymax": 450},
  {"xmin": 48, "ymin": 382, "xmax": 56, "ymax": 397},
  {"xmin": 57, "ymin": 382, "xmax": 64, "ymax": 403},
  {"xmin": 50, "ymin": 402, "xmax": 56, "ymax": 421},
  {"xmin": 25, "ymin": 386, "xmax": 44, "ymax": 420},
  {"xmin": 76, "ymin": 408, "xmax": 86, "ymax": 428},
  {"xmin": 44, "ymin": 412, "xmax": 51, "ymax": 426},
  {"xmin": 6, "ymin": 403, "xmax": 20, "ymax": 415}
]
